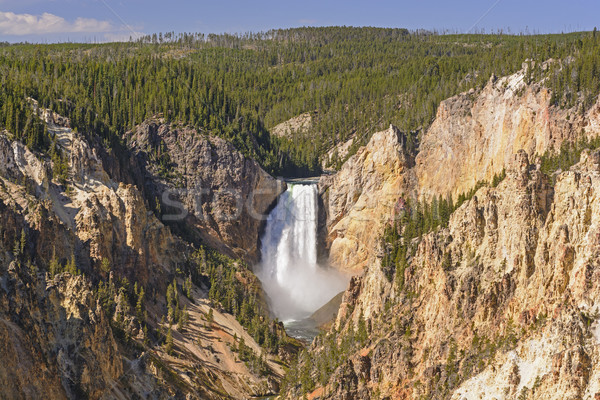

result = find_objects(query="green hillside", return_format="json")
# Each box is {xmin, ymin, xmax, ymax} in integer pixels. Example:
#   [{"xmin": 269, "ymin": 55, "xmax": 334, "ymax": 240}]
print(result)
[{"xmin": 1, "ymin": 27, "xmax": 599, "ymax": 175}]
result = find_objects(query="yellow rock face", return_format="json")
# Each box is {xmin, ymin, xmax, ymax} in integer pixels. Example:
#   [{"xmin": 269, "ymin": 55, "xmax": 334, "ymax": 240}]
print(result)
[
  {"xmin": 322, "ymin": 66, "xmax": 600, "ymax": 274},
  {"xmin": 314, "ymin": 147, "xmax": 600, "ymax": 400},
  {"xmin": 416, "ymin": 69, "xmax": 598, "ymax": 200},
  {"xmin": 320, "ymin": 125, "xmax": 411, "ymax": 273}
]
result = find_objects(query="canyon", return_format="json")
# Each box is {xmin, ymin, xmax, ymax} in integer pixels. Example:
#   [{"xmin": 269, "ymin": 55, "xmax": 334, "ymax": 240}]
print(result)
[
  {"xmin": 289, "ymin": 64, "xmax": 600, "ymax": 399},
  {"xmin": 2, "ymin": 58, "xmax": 600, "ymax": 400},
  {"xmin": 0, "ymin": 110, "xmax": 289, "ymax": 399}
]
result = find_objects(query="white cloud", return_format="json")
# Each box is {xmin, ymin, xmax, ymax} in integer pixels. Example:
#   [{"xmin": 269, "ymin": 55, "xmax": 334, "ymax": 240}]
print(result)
[{"xmin": 0, "ymin": 11, "xmax": 113, "ymax": 35}]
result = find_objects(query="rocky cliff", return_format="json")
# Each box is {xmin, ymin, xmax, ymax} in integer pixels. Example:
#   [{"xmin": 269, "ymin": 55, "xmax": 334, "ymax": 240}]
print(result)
[
  {"xmin": 299, "ymin": 147, "xmax": 600, "ymax": 400},
  {"xmin": 416, "ymin": 64, "xmax": 600, "ymax": 200},
  {"xmin": 0, "ymin": 109, "xmax": 289, "ymax": 399},
  {"xmin": 319, "ymin": 64, "xmax": 600, "ymax": 273},
  {"xmin": 126, "ymin": 120, "xmax": 285, "ymax": 263},
  {"xmin": 319, "ymin": 125, "xmax": 412, "ymax": 273},
  {"xmin": 0, "ymin": 265, "xmax": 122, "ymax": 399},
  {"xmin": 298, "ymin": 65, "xmax": 600, "ymax": 399}
]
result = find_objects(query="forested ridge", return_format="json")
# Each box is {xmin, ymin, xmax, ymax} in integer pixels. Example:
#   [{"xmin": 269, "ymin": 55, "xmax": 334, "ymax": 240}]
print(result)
[{"xmin": 1, "ymin": 27, "xmax": 600, "ymax": 175}]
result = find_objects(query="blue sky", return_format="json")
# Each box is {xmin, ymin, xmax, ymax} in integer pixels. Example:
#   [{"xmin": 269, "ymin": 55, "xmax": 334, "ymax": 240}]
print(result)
[{"xmin": 0, "ymin": 0, "xmax": 598, "ymax": 43}]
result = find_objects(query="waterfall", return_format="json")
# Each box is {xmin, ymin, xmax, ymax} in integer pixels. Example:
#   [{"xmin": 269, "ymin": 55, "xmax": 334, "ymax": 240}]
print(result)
[{"xmin": 257, "ymin": 183, "xmax": 348, "ymax": 321}]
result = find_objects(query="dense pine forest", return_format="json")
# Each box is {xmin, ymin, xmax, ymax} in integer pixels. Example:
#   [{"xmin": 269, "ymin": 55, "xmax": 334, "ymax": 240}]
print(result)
[{"xmin": 1, "ymin": 27, "xmax": 600, "ymax": 175}]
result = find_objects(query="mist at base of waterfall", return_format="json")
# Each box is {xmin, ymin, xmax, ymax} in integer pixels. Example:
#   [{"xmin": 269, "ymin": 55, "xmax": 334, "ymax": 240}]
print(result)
[
  {"xmin": 258, "ymin": 260, "xmax": 348, "ymax": 320},
  {"xmin": 256, "ymin": 184, "xmax": 348, "ymax": 322}
]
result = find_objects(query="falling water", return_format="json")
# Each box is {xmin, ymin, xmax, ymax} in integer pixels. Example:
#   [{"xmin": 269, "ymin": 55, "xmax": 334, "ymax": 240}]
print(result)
[{"xmin": 256, "ymin": 183, "xmax": 348, "ymax": 322}]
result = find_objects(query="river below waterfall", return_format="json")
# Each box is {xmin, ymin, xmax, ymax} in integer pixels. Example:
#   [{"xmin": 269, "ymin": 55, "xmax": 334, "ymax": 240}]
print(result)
[{"xmin": 255, "ymin": 183, "xmax": 348, "ymax": 340}]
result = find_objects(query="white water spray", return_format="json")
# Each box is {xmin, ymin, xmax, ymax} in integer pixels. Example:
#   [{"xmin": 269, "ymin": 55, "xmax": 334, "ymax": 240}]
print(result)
[{"xmin": 257, "ymin": 184, "xmax": 348, "ymax": 321}]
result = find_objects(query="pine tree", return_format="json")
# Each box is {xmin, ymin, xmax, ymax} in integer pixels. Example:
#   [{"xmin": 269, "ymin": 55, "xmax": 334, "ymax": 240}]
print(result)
[
  {"xmin": 357, "ymin": 311, "xmax": 368, "ymax": 346},
  {"xmin": 49, "ymin": 255, "xmax": 60, "ymax": 276},
  {"xmin": 165, "ymin": 326, "xmax": 174, "ymax": 355},
  {"xmin": 185, "ymin": 276, "xmax": 192, "ymax": 299},
  {"xmin": 207, "ymin": 308, "xmax": 214, "ymax": 325},
  {"xmin": 101, "ymin": 258, "xmax": 111, "ymax": 274},
  {"xmin": 13, "ymin": 228, "xmax": 25, "ymax": 260},
  {"xmin": 19, "ymin": 228, "xmax": 26, "ymax": 256},
  {"xmin": 66, "ymin": 253, "xmax": 78, "ymax": 275},
  {"xmin": 136, "ymin": 286, "xmax": 145, "ymax": 321}
]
